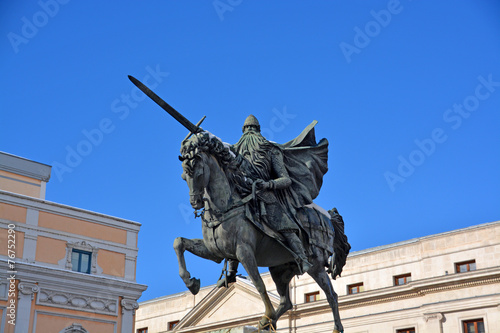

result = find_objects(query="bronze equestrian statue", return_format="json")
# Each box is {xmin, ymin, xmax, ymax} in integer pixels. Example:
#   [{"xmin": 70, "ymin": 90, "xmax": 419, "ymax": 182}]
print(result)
[{"xmin": 128, "ymin": 76, "xmax": 351, "ymax": 333}]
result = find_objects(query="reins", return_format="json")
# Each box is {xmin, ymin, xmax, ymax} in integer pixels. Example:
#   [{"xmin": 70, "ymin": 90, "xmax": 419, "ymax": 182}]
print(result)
[{"xmin": 194, "ymin": 183, "xmax": 258, "ymax": 228}]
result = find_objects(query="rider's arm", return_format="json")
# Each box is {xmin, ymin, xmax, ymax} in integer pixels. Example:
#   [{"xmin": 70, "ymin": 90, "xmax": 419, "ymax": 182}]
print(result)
[{"xmin": 269, "ymin": 148, "xmax": 292, "ymax": 190}]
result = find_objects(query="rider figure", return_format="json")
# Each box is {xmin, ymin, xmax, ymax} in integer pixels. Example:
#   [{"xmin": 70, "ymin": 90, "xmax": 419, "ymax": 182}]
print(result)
[{"xmin": 218, "ymin": 115, "xmax": 312, "ymax": 287}]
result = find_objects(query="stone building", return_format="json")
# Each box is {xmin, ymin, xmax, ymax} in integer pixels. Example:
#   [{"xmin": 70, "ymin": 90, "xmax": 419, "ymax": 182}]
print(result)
[
  {"xmin": 135, "ymin": 220, "xmax": 499, "ymax": 333},
  {"xmin": 0, "ymin": 152, "xmax": 147, "ymax": 333}
]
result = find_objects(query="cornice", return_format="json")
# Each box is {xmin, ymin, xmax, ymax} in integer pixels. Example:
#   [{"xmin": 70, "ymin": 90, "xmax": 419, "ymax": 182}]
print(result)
[
  {"xmin": 0, "ymin": 221, "xmax": 139, "ymax": 255},
  {"xmin": 294, "ymin": 266, "xmax": 500, "ymax": 315},
  {"xmin": 0, "ymin": 152, "xmax": 51, "ymax": 182},
  {"xmin": 0, "ymin": 260, "xmax": 147, "ymax": 299},
  {"xmin": 348, "ymin": 220, "xmax": 500, "ymax": 258},
  {"xmin": 0, "ymin": 190, "xmax": 141, "ymax": 231},
  {"xmin": 174, "ymin": 278, "xmax": 279, "ymax": 332}
]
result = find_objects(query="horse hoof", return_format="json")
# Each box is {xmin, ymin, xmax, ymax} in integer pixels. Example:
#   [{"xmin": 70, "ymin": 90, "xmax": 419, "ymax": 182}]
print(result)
[
  {"xmin": 258, "ymin": 317, "xmax": 276, "ymax": 332},
  {"xmin": 333, "ymin": 330, "xmax": 343, "ymax": 333},
  {"xmin": 257, "ymin": 323, "xmax": 271, "ymax": 332},
  {"xmin": 187, "ymin": 278, "xmax": 200, "ymax": 295}
]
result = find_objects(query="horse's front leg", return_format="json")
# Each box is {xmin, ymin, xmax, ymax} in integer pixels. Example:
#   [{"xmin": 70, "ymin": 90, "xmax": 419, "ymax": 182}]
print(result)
[{"xmin": 173, "ymin": 237, "xmax": 222, "ymax": 295}]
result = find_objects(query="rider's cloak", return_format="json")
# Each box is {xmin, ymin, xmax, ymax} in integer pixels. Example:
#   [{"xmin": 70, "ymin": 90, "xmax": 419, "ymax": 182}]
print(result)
[{"xmin": 277, "ymin": 120, "xmax": 329, "ymax": 209}]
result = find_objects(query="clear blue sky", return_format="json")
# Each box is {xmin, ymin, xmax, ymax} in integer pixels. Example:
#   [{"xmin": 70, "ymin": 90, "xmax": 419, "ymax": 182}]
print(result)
[{"xmin": 1, "ymin": 1, "xmax": 499, "ymax": 301}]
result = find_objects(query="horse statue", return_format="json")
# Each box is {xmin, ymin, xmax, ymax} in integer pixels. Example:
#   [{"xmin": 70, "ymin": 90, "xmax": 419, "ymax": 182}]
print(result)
[
  {"xmin": 173, "ymin": 132, "xmax": 350, "ymax": 333},
  {"xmin": 126, "ymin": 75, "xmax": 350, "ymax": 332}
]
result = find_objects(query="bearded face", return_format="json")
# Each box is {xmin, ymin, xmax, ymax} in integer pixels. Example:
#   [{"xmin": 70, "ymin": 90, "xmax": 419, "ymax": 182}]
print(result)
[
  {"xmin": 234, "ymin": 130, "xmax": 267, "ymax": 156},
  {"xmin": 233, "ymin": 130, "xmax": 273, "ymax": 180}
]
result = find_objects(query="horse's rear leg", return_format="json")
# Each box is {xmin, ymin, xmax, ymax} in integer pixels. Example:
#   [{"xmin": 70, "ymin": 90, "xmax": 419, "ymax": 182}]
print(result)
[
  {"xmin": 308, "ymin": 264, "xmax": 344, "ymax": 333},
  {"xmin": 236, "ymin": 245, "xmax": 276, "ymax": 331},
  {"xmin": 173, "ymin": 237, "xmax": 222, "ymax": 295},
  {"xmin": 269, "ymin": 264, "xmax": 295, "ymax": 320}
]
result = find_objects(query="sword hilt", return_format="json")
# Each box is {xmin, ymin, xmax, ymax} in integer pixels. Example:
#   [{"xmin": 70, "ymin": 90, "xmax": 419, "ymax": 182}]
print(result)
[{"xmin": 183, "ymin": 116, "xmax": 206, "ymax": 142}]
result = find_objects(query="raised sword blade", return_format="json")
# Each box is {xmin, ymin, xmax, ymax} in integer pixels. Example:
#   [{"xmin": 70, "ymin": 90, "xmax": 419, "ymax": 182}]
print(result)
[{"xmin": 128, "ymin": 75, "xmax": 201, "ymax": 134}]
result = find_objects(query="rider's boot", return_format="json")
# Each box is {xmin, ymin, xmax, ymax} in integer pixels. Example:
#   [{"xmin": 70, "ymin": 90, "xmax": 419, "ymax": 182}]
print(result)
[
  {"xmin": 216, "ymin": 259, "xmax": 239, "ymax": 288},
  {"xmin": 284, "ymin": 232, "xmax": 312, "ymax": 275}
]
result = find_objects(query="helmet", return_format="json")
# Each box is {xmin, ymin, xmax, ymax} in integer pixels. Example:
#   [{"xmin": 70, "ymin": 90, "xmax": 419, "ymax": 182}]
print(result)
[{"xmin": 242, "ymin": 114, "xmax": 261, "ymax": 132}]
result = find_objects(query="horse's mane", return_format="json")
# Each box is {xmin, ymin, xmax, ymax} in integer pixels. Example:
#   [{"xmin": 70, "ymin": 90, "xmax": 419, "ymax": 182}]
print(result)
[{"xmin": 180, "ymin": 132, "xmax": 249, "ymax": 194}]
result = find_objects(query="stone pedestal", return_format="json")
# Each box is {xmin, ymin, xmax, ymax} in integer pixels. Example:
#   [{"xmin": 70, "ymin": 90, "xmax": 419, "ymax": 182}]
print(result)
[{"xmin": 207, "ymin": 326, "xmax": 258, "ymax": 333}]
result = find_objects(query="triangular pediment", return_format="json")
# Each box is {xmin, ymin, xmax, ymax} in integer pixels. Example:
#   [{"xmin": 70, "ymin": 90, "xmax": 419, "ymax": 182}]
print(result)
[{"xmin": 174, "ymin": 277, "xmax": 280, "ymax": 332}]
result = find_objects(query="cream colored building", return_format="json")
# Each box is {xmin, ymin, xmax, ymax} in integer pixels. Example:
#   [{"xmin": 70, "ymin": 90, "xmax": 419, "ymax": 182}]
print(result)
[
  {"xmin": 136, "ymin": 220, "xmax": 500, "ymax": 333},
  {"xmin": 0, "ymin": 152, "xmax": 147, "ymax": 333}
]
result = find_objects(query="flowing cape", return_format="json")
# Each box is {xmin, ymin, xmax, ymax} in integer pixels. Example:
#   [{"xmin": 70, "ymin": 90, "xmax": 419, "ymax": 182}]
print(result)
[{"xmin": 277, "ymin": 120, "xmax": 328, "ymax": 208}]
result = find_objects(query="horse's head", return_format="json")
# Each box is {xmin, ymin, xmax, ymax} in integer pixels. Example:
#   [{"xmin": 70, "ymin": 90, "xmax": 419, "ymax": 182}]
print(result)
[
  {"xmin": 180, "ymin": 146, "xmax": 210, "ymax": 210},
  {"xmin": 180, "ymin": 132, "xmax": 244, "ymax": 211},
  {"xmin": 180, "ymin": 132, "xmax": 222, "ymax": 210}
]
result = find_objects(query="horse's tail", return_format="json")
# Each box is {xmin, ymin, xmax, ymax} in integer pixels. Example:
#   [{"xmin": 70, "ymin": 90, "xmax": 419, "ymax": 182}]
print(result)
[{"xmin": 327, "ymin": 208, "xmax": 351, "ymax": 280}]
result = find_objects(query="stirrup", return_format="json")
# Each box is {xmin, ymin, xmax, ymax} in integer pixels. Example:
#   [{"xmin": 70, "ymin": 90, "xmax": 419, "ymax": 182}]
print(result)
[
  {"xmin": 216, "ymin": 274, "xmax": 237, "ymax": 288},
  {"xmin": 301, "ymin": 259, "xmax": 312, "ymax": 274},
  {"xmin": 216, "ymin": 259, "xmax": 238, "ymax": 288},
  {"xmin": 296, "ymin": 257, "xmax": 312, "ymax": 275}
]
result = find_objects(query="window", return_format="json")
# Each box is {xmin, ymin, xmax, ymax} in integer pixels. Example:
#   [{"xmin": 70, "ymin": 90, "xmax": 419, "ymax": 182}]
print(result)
[
  {"xmin": 168, "ymin": 321, "xmax": 179, "ymax": 330},
  {"xmin": 463, "ymin": 318, "xmax": 485, "ymax": 333},
  {"xmin": 137, "ymin": 328, "xmax": 148, "ymax": 333},
  {"xmin": 71, "ymin": 249, "xmax": 91, "ymax": 274},
  {"xmin": 394, "ymin": 273, "xmax": 412, "ymax": 286},
  {"xmin": 347, "ymin": 283, "xmax": 363, "ymax": 295},
  {"xmin": 305, "ymin": 291, "xmax": 320, "ymax": 303},
  {"xmin": 455, "ymin": 260, "xmax": 476, "ymax": 273},
  {"xmin": 396, "ymin": 328, "xmax": 415, "ymax": 333},
  {"xmin": 65, "ymin": 241, "xmax": 98, "ymax": 274}
]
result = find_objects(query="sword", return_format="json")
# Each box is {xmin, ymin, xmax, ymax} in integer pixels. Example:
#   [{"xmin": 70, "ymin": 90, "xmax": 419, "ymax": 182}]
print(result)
[{"xmin": 128, "ymin": 75, "xmax": 205, "ymax": 138}]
